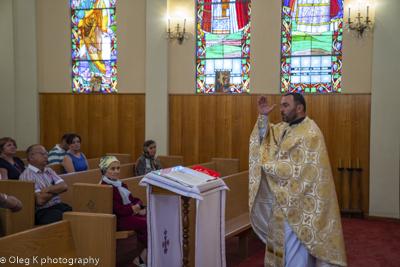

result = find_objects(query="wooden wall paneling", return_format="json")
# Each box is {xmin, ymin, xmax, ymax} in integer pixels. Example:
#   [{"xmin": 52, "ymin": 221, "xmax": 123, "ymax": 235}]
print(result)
[
  {"xmin": 354, "ymin": 95, "xmax": 370, "ymax": 215},
  {"xmin": 40, "ymin": 93, "xmax": 146, "ymax": 165},
  {"xmin": 87, "ymin": 95, "xmax": 104, "ymax": 158},
  {"xmin": 168, "ymin": 94, "xmax": 371, "ymax": 216},
  {"xmin": 40, "ymin": 94, "xmax": 61, "ymax": 152},
  {"xmin": 198, "ymin": 96, "xmax": 216, "ymax": 164},
  {"xmin": 182, "ymin": 96, "xmax": 200, "ymax": 166},
  {"xmin": 134, "ymin": 94, "xmax": 146, "ymax": 162},
  {"xmin": 73, "ymin": 94, "xmax": 90, "ymax": 157},
  {"xmin": 215, "ymin": 96, "xmax": 233, "ymax": 160},
  {"xmin": 231, "ymin": 96, "xmax": 253, "ymax": 171},
  {"xmin": 58, "ymin": 94, "xmax": 76, "ymax": 151},
  {"xmin": 169, "ymin": 95, "xmax": 183, "ymax": 157},
  {"xmin": 329, "ymin": 95, "xmax": 354, "ymax": 211},
  {"xmin": 101, "ymin": 94, "xmax": 119, "ymax": 158}
]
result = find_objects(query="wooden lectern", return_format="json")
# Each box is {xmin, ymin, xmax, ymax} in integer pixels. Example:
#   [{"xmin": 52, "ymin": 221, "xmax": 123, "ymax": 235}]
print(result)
[{"xmin": 140, "ymin": 172, "xmax": 228, "ymax": 267}]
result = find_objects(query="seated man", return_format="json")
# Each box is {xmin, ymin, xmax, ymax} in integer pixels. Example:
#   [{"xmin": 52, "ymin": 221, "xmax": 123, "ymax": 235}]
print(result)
[
  {"xmin": 48, "ymin": 134, "xmax": 70, "ymax": 165},
  {"xmin": 19, "ymin": 144, "xmax": 72, "ymax": 225}
]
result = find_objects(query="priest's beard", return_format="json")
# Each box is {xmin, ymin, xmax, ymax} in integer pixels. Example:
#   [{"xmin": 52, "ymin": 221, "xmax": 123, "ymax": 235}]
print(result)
[{"xmin": 281, "ymin": 108, "xmax": 297, "ymax": 124}]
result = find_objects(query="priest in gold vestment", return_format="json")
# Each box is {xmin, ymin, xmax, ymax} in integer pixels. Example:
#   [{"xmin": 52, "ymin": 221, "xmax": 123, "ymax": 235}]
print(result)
[{"xmin": 249, "ymin": 93, "xmax": 346, "ymax": 267}]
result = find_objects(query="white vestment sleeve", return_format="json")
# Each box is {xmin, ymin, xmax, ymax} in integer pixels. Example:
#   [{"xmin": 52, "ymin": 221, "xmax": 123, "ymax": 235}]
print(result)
[{"xmin": 259, "ymin": 115, "xmax": 268, "ymax": 144}]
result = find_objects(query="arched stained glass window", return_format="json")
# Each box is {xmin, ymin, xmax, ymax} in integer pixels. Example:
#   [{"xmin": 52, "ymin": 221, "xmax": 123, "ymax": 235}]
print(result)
[
  {"xmin": 71, "ymin": 0, "xmax": 117, "ymax": 93},
  {"xmin": 196, "ymin": 0, "xmax": 251, "ymax": 93},
  {"xmin": 281, "ymin": 0, "xmax": 343, "ymax": 93}
]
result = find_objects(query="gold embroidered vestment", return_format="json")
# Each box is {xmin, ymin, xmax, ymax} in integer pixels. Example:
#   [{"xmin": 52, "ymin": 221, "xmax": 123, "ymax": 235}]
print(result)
[{"xmin": 249, "ymin": 115, "xmax": 347, "ymax": 267}]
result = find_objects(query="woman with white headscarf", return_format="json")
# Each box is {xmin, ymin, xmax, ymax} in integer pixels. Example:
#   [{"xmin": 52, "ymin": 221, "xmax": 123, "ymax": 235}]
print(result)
[{"xmin": 99, "ymin": 156, "xmax": 148, "ymax": 267}]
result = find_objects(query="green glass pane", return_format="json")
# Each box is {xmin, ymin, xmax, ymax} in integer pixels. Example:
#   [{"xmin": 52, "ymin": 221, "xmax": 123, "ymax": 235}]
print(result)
[
  {"xmin": 338, "ymin": 35, "xmax": 342, "ymax": 41},
  {"xmin": 282, "ymin": 38, "xmax": 287, "ymax": 43},
  {"xmin": 332, "ymin": 56, "xmax": 337, "ymax": 61},
  {"xmin": 246, "ymin": 40, "xmax": 250, "ymax": 45},
  {"xmin": 311, "ymin": 87, "xmax": 317, "ymax": 93},
  {"xmin": 72, "ymin": 44, "xmax": 76, "ymax": 49},
  {"xmin": 201, "ymin": 60, "xmax": 205, "ymax": 65},
  {"xmin": 286, "ymin": 58, "xmax": 291, "ymax": 63},
  {"xmin": 111, "ymin": 62, "xmax": 115, "ymax": 67}
]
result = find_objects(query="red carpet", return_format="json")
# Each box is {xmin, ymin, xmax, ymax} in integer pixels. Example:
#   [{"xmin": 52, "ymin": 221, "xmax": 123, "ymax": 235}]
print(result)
[{"xmin": 116, "ymin": 218, "xmax": 400, "ymax": 267}]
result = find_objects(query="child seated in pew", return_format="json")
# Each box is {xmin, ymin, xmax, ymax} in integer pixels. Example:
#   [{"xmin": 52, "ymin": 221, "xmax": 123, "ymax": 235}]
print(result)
[{"xmin": 99, "ymin": 156, "xmax": 148, "ymax": 267}]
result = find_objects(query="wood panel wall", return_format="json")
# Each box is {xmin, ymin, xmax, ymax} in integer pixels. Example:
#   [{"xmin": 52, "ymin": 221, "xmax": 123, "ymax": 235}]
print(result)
[
  {"xmin": 40, "ymin": 93, "xmax": 371, "ymax": 216},
  {"xmin": 40, "ymin": 93, "xmax": 145, "ymax": 163},
  {"xmin": 169, "ymin": 94, "xmax": 371, "ymax": 216}
]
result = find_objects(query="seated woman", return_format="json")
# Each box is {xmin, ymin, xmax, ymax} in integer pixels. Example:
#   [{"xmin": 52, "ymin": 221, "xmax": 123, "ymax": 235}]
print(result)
[
  {"xmin": 135, "ymin": 140, "xmax": 162, "ymax": 176},
  {"xmin": 100, "ymin": 156, "xmax": 148, "ymax": 267},
  {"xmin": 62, "ymin": 134, "xmax": 88, "ymax": 173},
  {"xmin": 0, "ymin": 137, "xmax": 26, "ymax": 180}
]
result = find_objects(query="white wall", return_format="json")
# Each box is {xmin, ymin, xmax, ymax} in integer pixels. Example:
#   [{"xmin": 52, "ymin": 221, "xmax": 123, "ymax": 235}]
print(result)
[
  {"xmin": 369, "ymin": 0, "xmax": 400, "ymax": 219},
  {"xmin": 0, "ymin": 0, "xmax": 39, "ymax": 150},
  {"xmin": 145, "ymin": 0, "xmax": 169, "ymax": 155}
]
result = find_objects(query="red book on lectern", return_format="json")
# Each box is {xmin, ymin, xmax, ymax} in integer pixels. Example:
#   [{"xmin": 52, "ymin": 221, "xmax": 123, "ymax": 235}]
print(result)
[{"xmin": 192, "ymin": 165, "xmax": 220, "ymax": 178}]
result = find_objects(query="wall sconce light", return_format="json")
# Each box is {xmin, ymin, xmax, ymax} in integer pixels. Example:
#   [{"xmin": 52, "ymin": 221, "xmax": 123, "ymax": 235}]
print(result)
[
  {"xmin": 345, "ymin": 2, "xmax": 373, "ymax": 38},
  {"xmin": 167, "ymin": 13, "xmax": 188, "ymax": 44}
]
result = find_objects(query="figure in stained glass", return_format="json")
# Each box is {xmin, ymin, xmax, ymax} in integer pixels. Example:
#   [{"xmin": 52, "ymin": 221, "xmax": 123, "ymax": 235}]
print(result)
[
  {"xmin": 71, "ymin": 0, "xmax": 117, "ymax": 93},
  {"xmin": 281, "ymin": 0, "xmax": 343, "ymax": 93},
  {"xmin": 197, "ymin": 0, "xmax": 251, "ymax": 94}
]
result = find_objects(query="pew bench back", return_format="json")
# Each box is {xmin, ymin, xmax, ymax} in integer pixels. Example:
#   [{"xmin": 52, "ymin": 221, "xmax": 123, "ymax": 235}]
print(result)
[
  {"xmin": 0, "ymin": 180, "xmax": 35, "ymax": 236},
  {"xmin": 0, "ymin": 212, "xmax": 116, "ymax": 267}
]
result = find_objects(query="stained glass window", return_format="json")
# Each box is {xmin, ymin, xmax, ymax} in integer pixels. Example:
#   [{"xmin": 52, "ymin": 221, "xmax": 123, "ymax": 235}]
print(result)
[
  {"xmin": 71, "ymin": 0, "xmax": 117, "ymax": 93},
  {"xmin": 281, "ymin": 0, "xmax": 343, "ymax": 93},
  {"xmin": 196, "ymin": 0, "xmax": 251, "ymax": 93}
]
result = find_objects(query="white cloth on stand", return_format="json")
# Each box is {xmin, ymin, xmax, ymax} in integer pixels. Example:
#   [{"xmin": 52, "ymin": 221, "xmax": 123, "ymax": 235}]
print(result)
[
  {"xmin": 195, "ymin": 185, "xmax": 226, "ymax": 267},
  {"xmin": 140, "ymin": 172, "xmax": 229, "ymax": 267},
  {"xmin": 146, "ymin": 185, "xmax": 183, "ymax": 267}
]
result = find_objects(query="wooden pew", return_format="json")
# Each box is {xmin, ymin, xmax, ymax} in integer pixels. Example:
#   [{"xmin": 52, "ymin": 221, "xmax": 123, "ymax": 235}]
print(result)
[
  {"xmin": 46, "ymin": 153, "xmax": 131, "ymax": 175},
  {"xmin": 0, "ymin": 180, "xmax": 35, "ymax": 236},
  {"xmin": 59, "ymin": 155, "xmax": 184, "ymax": 207},
  {"xmin": 22, "ymin": 158, "xmax": 28, "ymax": 166},
  {"xmin": 157, "ymin": 155, "xmax": 184, "ymax": 168},
  {"xmin": 59, "ymin": 163, "xmax": 135, "ymax": 207},
  {"xmin": 0, "ymin": 208, "xmax": 12, "ymax": 237},
  {"xmin": 73, "ymin": 163, "xmax": 249, "ymax": 265},
  {"xmin": 0, "ymin": 212, "xmax": 116, "ymax": 267},
  {"xmin": 86, "ymin": 153, "xmax": 131, "ymax": 170},
  {"xmin": 223, "ymin": 171, "xmax": 251, "ymax": 259},
  {"xmin": 14, "ymin": 150, "xmax": 26, "ymax": 159},
  {"xmin": 72, "ymin": 183, "xmax": 136, "ymax": 240}
]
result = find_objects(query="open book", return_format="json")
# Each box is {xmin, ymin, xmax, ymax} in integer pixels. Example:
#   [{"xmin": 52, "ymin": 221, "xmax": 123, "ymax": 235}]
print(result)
[{"xmin": 154, "ymin": 166, "xmax": 217, "ymax": 187}]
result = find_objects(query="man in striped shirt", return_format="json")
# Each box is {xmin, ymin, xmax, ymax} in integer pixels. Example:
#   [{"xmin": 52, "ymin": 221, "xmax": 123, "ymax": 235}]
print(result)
[
  {"xmin": 47, "ymin": 133, "xmax": 70, "ymax": 165},
  {"xmin": 19, "ymin": 144, "xmax": 72, "ymax": 225}
]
